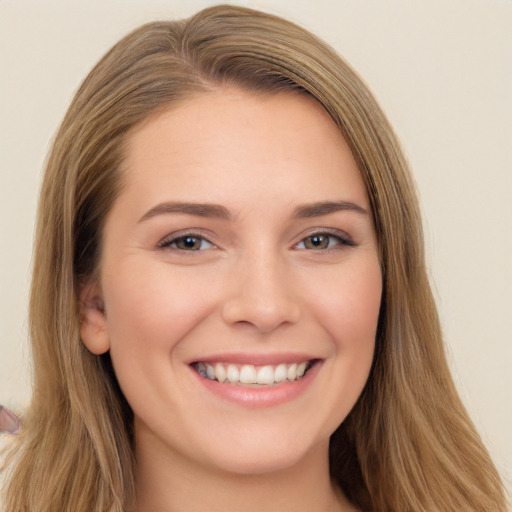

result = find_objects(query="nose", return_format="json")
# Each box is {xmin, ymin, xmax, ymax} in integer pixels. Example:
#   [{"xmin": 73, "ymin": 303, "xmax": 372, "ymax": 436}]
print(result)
[{"xmin": 221, "ymin": 251, "xmax": 301, "ymax": 333}]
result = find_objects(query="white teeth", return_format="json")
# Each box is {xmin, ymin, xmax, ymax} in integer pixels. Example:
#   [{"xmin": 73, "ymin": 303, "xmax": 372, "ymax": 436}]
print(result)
[
  {"xmin": 256, "ymin": 365, "xmax": 274, "ymax": 385},
  {"xmin": 287, "ymin": 363, "xmax": 297, "ymax": 381},
  {"xmin": 274, "ymin": 363, "xmax": 287, "ymax": 383},
  {"xmin": 214, "ymin": 363, "xmax": 226, "ymax": 383},
  {"xmin": 196, "ymin": 361, "xmax": 312, "ymax": 386},
  {"xmin": 296, "ymin": 362, "xmax": 307, "ymax": 377},
  {"xmin": 239, "ymin": 365, "xmax": 257, "ymax": 384},
  {"xmin": 226, "ymin": 364, "xmax": 239, "ymax": 383}
]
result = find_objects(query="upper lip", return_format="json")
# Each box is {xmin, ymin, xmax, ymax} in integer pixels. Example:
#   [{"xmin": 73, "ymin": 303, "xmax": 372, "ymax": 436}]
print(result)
[{"xmin": 188, "ymin": 352, "xmax": 322, "ymax": 366}]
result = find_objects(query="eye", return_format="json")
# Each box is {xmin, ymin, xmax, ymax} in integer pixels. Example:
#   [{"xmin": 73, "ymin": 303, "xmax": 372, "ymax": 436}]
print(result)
[
  {"xmin": 295, "ymin": 232, "xmax": 352, "ymax": 250},
  {"xmin": 159, "ymin": 234, "xmax": 214, "ymax": 251}
]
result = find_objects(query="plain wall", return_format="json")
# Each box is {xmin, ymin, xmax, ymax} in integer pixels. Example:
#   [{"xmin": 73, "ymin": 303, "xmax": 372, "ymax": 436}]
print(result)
[{"xmin": 1, "ymin": 0, "xmax": 510, "ymax": 489}]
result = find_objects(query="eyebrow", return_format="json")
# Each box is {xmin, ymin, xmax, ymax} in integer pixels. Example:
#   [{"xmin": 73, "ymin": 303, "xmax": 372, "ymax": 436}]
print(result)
[
  {"xmin": 138, "ymin": 199, "xmax": 368, "ymax": 223},
  {"xmin": 138, "ymin": 202, "xmax": 231, "ymax": 223},
  {"xmin": 292, "ymin": 200, "xmax": 368, "ymax": 218}
]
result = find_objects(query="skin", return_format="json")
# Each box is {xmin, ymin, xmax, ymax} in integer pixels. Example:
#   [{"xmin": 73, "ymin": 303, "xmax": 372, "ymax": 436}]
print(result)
[
  {"xmin": 0, "ymin": 405, "xmax": 22, "ymax": 434},
  {"xmin": 81, "ymin": 88, "xmax": 381, "ymax": 511}
]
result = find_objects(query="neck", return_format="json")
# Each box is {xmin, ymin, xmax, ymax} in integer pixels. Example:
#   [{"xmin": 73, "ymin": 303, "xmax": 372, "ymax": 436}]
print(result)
[{"xmin": 134, "ymin": 430, "xmax": 357, "ymax": 512}]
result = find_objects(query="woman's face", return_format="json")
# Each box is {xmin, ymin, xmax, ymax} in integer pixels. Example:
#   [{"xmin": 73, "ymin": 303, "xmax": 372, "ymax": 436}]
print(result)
[{"xmin": 81, "ymin": 88, "xmax": 382, "ymax": 475}]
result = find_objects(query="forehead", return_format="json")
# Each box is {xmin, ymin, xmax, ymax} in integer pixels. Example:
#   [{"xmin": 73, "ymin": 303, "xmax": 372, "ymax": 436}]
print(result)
[{"xmin": 119, "ymin": 88, "xmax": 369, "ymax": 212}]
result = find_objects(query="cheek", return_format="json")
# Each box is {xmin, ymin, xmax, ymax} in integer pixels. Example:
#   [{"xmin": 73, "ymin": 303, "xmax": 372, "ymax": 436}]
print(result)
[
  {"xmin": 101, "ymin": 261, "xmax": 219, "ymax": 355},
  {"xmin": 307, "ymin": 258, "xmax": 382, "ymax": 347},
  {"xmin": 100, "ymin": 262, "xmax": 223, "ymax": 419},
  {"xmin": 292, "ymin": 257, "xmax": 381, "ymax": 434},
  {"xmin": 310, "ymin": 257, "xmax": 380, "ymax": 389}
]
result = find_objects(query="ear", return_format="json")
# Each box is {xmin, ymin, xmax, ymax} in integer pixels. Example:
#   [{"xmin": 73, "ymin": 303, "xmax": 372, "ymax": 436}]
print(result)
[{"xmin": 79, "ymin": 282, "xmax": 110, "ymax": 355}]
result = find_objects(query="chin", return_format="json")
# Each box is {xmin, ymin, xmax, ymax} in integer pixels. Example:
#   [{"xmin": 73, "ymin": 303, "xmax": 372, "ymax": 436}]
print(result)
[{"xmin": 198, "ymin": 429, "xmax": 329, "ymax": 477}]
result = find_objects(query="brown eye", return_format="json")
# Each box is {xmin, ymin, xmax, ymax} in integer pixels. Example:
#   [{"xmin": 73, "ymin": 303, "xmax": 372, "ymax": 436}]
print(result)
[
  {"xmin": 295, "ymin": 232, "xmax": 352, "ymax": 251},
  {"xmin": 160, "ymin": 235, "xmax": 214, "ymax": 251},
  {"xmin": 176, "ymin": 236, "xmax": 202, "ymax": 250},
  {"xmin": 304, "ymin": 234, "xmax": 330, "ymax": 250}
]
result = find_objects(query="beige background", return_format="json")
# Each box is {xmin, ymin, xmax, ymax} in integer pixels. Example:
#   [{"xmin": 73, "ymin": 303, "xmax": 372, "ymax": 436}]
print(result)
[{"xmin": 1, "ymin": 0, "xmax": 510, "ymax": 489}]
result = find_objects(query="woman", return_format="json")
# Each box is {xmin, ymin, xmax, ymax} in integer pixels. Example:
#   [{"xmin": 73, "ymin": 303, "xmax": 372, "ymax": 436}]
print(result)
[{"xmin": 1, "ymin": 5, "xmax": 508, "ymax": 511}]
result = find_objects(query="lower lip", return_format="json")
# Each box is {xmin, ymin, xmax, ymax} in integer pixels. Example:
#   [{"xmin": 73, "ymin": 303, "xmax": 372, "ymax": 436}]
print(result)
[{"xmin": 189, "ymin": 361, "xmax": 322, "ymax": 409}]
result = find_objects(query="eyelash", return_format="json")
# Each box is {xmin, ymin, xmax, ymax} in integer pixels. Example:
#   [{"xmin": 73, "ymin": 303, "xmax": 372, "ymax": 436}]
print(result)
[{"xmin": 158, "ymin": 229, "xmax": 354, "ymax": 252}]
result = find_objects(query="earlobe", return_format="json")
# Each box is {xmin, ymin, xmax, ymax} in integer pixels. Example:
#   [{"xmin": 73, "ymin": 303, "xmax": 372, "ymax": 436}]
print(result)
[{"xmin": 79, "ymin": 282, "xmax": 110, "ymax": 355}]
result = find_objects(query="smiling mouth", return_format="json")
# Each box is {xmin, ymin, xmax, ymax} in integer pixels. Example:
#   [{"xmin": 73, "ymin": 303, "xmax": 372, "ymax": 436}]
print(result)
[{"xmin": 192, "ymin": 360, "xmax": 317, "ymax": 386}]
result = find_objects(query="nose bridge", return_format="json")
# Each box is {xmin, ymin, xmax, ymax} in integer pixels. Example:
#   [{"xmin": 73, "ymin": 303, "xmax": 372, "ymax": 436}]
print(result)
[{"xmin": 221, "ymin": 244, "xmax": 300, "ymax": 332}]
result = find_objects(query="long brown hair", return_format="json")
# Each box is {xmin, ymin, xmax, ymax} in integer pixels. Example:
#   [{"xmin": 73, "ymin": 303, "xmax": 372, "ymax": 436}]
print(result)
[{"xmin": 2, "ymin": 5, "xmax": 508, "ymax": 511}]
